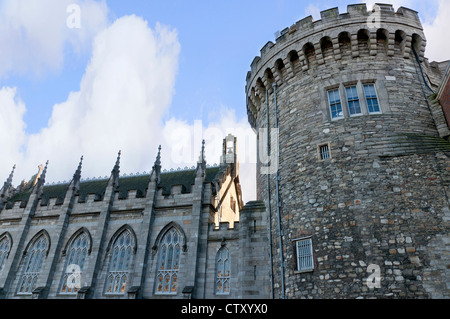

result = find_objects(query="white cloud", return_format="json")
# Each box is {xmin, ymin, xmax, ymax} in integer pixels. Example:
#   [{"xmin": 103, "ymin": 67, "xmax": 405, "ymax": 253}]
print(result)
[
  {"xmin": 161, "ymin": 108, "xmax": 257, "ymax": 204},
  {"xmin": 0, "ymin": 0, "xmax": 109, "ymax": 78},
  {"xmin": 0, "ymin": 87, "xmax": 27, "ymax": 170},
  {"xmin": 0, "ymin": 14, "xmax": 180, "ymax": 187},
  {"xmin": 0, "ymin": 1, "xmax": 258, "ymax": 204},
  {"xmin": 422, "ymin": 0, "xmax": 450, "ymax": 62}
]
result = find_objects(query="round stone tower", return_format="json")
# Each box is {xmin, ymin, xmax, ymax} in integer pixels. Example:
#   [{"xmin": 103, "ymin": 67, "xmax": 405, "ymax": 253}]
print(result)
[{"xmin": 246, "ymin": 3, "xmax": 450, "ymax": 299}]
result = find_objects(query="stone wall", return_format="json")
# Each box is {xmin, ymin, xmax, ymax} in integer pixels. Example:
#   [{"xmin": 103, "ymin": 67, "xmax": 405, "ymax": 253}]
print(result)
[{"xmin": 249, "ymin": 3, "xmax": 450, "ymax": 299}]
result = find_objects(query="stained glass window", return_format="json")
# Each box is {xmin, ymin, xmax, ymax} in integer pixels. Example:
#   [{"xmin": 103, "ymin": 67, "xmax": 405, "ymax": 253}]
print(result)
[
  {"xmin": 155, "ymin": 228, "xmax": 181, "ymax": 295},
  {"xmin": 0, "ymin": 235, "xmax": 11, "ymax": 274},
  {"xmin": 17, "ymin": 235, "xmax": 48, "ymax": 295},
  {"xmin": 60, "ymin": 232, "xmax": 89, "ymax": 294},
  {"xmin": 216, "ymin": 247, "xmax": 231, "ymax": 295},
  {"xmin": 105, "ymin": 229, "xmax": 135, "ymax": 294}
]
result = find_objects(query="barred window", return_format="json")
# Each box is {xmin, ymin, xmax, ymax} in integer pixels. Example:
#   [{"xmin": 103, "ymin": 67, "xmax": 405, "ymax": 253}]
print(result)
[
  {"xmin": 363, "ymin": 84, "xmax": 380, "ymax": 113},
  {"xmin": 0, "ymin": 235, "xmax": 11, "ymax": 273},
  {"xmin": 295, "ymin": 238, "xmax": 314, "ymax": 272},
  {"xmin": 327, "ymin": 89, "xmax": 343, "ymax": 120},
  {"xmin": 318, "ymin": 143, "xmax": 330, "ymax": 160},
  {"xmin": 155, "ymin": 228, "xmax": 181, "ymax": 295},
  {"xmin": 60, "ymin": 232, "xmax": 89, "ymax": 294},
  {"xmin": 345, "ymin": 86, "xmax": 362, "ymax": 116},
  {"xmin": 105, "ymin": 230, "xmax": 135, "ymax": 295},
  {"xmin": 216, "ymin": 247, "xmax": 231, "ymax": 295},
  {"xmin": 17, "ymin": 235, "xmax": 48, "ymax": 295}
]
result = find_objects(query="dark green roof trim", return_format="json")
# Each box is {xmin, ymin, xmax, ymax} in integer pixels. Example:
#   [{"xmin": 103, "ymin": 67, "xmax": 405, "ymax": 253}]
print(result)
[{"xmin": 4, "ymin": 166, "xmax": 222, "ymax": 209}]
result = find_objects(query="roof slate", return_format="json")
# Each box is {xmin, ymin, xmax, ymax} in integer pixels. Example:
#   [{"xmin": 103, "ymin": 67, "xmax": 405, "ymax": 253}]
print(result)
[{"xmin": 5, "ymin": 166, "xmax": 221, "ymax": 208}]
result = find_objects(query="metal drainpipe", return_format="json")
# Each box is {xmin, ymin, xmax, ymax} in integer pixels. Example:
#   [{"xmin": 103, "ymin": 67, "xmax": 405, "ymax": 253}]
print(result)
[
  {"xmin": 265, "ymin": 88, "xmax": 274, "ymax": 299},
  {"xmin": 272, "ymin": 82, "xmax": 286, "ymax": 299}
]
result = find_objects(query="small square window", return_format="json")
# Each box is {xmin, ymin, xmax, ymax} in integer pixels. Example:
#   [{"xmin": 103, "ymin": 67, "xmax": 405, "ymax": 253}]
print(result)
[
  {"xmin": 295, "ymin": 238, "xmax": 314, "ymax": 272},
  {"xmin": 318, "ymin": 143, "xmax": 331, "ymax": 160}
]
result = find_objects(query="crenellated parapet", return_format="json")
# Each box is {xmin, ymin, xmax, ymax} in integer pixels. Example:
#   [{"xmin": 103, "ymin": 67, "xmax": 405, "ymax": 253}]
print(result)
[{"xmin": 245, "ymin": 3, "xmax": 427, "ymax": 128}]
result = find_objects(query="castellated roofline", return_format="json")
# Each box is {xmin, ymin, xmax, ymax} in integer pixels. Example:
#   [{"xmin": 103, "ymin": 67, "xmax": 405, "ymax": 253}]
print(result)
[{"xmin": 245, "ymin": 3, "xmax": 428, "ymax": 128}]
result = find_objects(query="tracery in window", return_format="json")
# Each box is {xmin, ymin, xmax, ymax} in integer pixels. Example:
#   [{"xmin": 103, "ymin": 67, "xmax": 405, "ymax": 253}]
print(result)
[
  {"xmin": 105, "ymin": 229, "xmax": 135, "ymax": 295},
  {"xmin": 0, "ymin": 234, "xmax": 11, "ymax": 273},
  {"xmin": 155, "ymin": 228, "xmax": 181, "ymax": 295},
  {"xmin": 215, "ymin": 247, "xmax": 231, "ymax": 295},
  {"xmin": 60, "ymin": 232, "xmax": 89, "ymax": 294},
  {"xmin": 17, "ymin": 234, "xmax": 48, "ymax": 295}
]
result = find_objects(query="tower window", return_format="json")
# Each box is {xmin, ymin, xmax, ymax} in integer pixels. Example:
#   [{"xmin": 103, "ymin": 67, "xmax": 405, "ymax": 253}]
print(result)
[
  {"xmin": 345, "ymin": 86, "xmax": 362, "ymax": 116},
  {"xmin": 295, "ymin": 237, "xmax": 314, "ymax": 272},
  {"xmin": 327, "ymin": 89, "xmax": 343, "ymax": 120},
  {"xmin": 363, "ymin": 84, "xmax": 380, "ymax": 113},
  {"xmin": 318, "ymin": 143, "xmax": 331, "ymax": 161}
]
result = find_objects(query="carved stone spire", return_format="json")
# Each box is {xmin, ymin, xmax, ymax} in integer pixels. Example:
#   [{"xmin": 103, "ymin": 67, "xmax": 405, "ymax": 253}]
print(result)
[
  {"xmin": 196, "ymin": 139, "xmax": 206, "ymax": 178},
  {"xmin": 1, "ymin": 164, "xmax": 16, "ymax": 199},
  {"xmin": 69, "ymin": 156, "xmax": 83, "ymax": 193},
  {"xmin": 150, "ymin": 145, "xmax": 162, "ymax": 183},
  {"xmin": 108, "ymin": 151, "xmax": 121, "ymax": 189}
]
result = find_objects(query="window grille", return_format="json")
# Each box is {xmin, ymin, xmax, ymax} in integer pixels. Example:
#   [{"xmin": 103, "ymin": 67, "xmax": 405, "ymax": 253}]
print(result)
[
  {"xmin": 319, "ymin": 144, "xmax": 330, "ymax": 160},
  {"xmin": 295, "ymin": 238, "xmax": 314, "ymax": 272}
]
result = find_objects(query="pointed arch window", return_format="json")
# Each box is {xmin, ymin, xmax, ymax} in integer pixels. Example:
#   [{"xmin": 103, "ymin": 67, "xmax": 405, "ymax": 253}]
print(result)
[
  {"xmin": 0, "ymin": 234, "xmax": 11, "ymax": 273},
  {"xmin": 155, "ymin": 227, "xmax": 181, "ymax": 295},
  {"xmin": 105, "ymin": 229, "xmax": 135, "ymax": 295},
  {"xmin": 17, "ymin": 234, "xmax": 48, "ymax": 295},
  {"xmin": 60, "ymin": 232, "xmax": 89, "ymax": 294},
  {"xmin": 215, "ymin": 247, "xmax": 231, "ymax": 295}
]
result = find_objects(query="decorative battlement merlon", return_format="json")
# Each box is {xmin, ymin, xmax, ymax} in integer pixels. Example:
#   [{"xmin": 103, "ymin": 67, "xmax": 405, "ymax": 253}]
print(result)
[
  {"xmin": 244, "ymin": 3, "xmax": 426, "ymax": 111},
  {"xmin": 320, "ymin": 7, "xmax": 339, "ymax": 20},
  {"xmin": 347, "ymin": 3, "xmax": 367, "ymax": 15},
  {"xmin": 260, "ymin": 41, "xmax": 274, "ymax": 56}
]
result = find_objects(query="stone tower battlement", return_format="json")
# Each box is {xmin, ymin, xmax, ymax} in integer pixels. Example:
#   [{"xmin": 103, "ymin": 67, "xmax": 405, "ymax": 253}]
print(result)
[
  {"xmin": 245, "ymin": 3, "xmax": 429, "ymax": 128},
  {"xmin": 246, "ymin": 3, "xmax": 450, "ymax": 299}
]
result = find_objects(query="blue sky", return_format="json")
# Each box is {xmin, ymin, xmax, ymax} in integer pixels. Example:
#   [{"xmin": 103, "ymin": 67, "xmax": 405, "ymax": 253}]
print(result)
[
  {"xmin": 0, "ymin": 0, "xmax": 447, "ymax": 202},
  {"xmin": 4, "ymin": 0, "xmax": 441, "ymax": 134}
]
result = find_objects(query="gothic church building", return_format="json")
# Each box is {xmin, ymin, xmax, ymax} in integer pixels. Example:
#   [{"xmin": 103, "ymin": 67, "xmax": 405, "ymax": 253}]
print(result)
[{"xmin": 0, "ymin": 135, "xmax": 270, "ymax": 299}]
